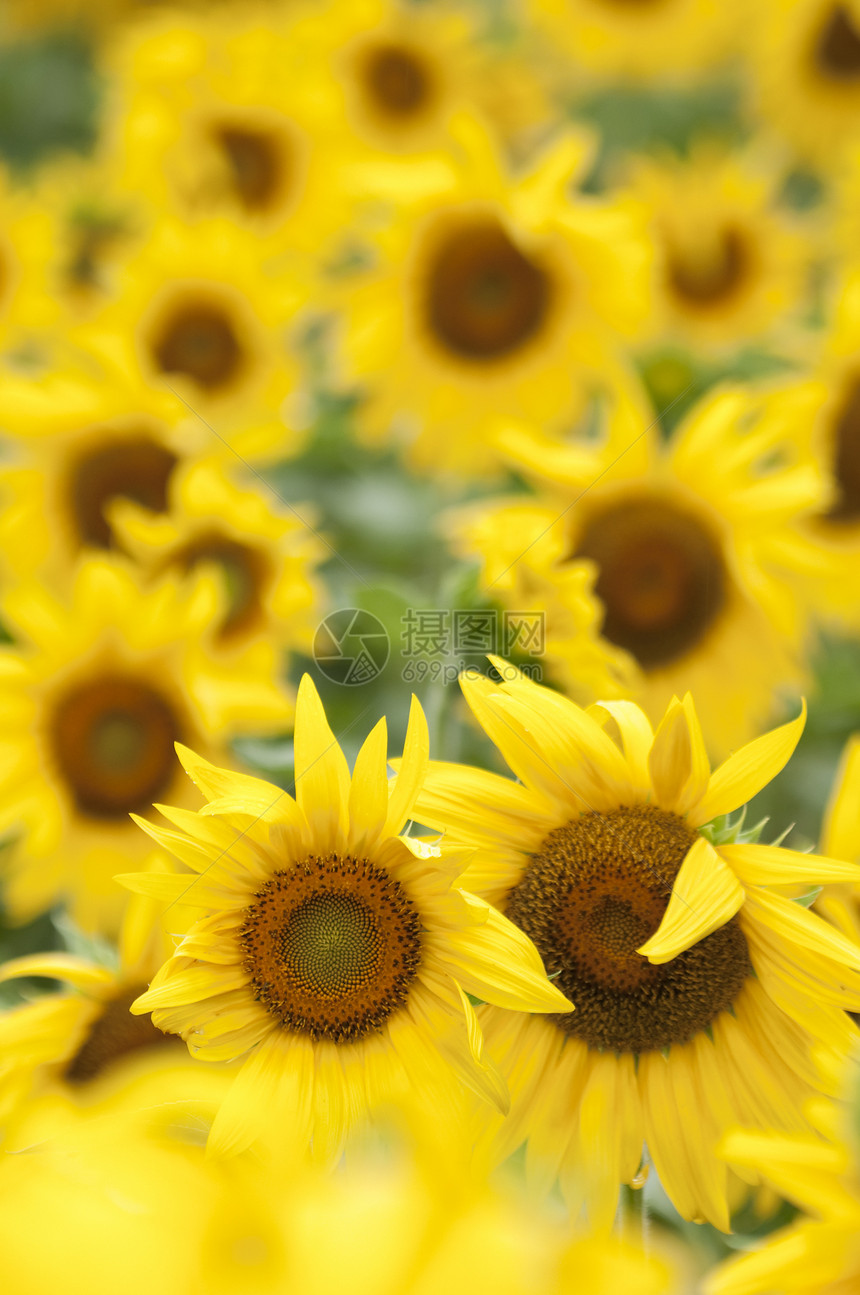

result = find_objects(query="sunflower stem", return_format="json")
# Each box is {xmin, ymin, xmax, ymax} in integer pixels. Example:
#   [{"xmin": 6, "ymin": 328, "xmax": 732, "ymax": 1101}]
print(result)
[{"xmin": 620, "ymin": 1181, "xmax": 649, "ymax": 1247}]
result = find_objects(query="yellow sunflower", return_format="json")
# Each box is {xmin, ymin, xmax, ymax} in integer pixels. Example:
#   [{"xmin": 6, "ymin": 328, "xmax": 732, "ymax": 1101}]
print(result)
[
  {"xmin": 0, "ymin": 164, "xmax": 61, "ymax": 353},
  {"xmin": 0, "ymin": 865, "xmax": 232, "ymax": 1150},
  {"xmin": 527, "ymin": 0, "xmax": 740, "ymax": 84},
  {"xmin": 0, "ymin": 1083, "xmax": 679, "ymax": 1295},
  {"xmin": 407, "ymin": 662, "xmax": 860, "ymax": 1230},
  {"xmin": 625, "ymin": 142, "xmax": 813, "ymax": 350},
  {"xmin": 125, "ymin": 674, "xmax": 572, "ymax": 1161},
  {"xmin": 294, "ymin": 0, "xmax": 550, "ymax": 159},
  {"xmin": 101, "ymin": 8, "xmax": 351, "ymax": 244},
  {"xmin": 816, "ymin": 735, "xmax": 860, "ymax": 944},
  {"xmin": 705, "ymin": 1047, "xmax": 860, "ymax": 1295},
  {"xmin": 75, "ymin": 215, "xmax": 305, "ymax": 436},
  {"xmin": 108, "ymin": 455, "xmax": 324, "ymax": 655},
  {"xmin": 454, "ymin": 377, "xmax": 826, "ymax": 754},
  {"xmin": 750, "ymin": 0, "xmax": 860, "ymax": 163},
  {"xmin": 332, "ymin": 115, "xmax": 652, "ymax": 474},
  {"xmin": 0, "ymin": 555, "xmax": 293, "ymax": 931}
]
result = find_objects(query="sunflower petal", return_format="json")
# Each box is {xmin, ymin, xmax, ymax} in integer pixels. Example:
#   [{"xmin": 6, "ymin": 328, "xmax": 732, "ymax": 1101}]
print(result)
[
  {"xmin": 207, "ymin": 1029, "xmax": 313, "ymax": 1158},
  {"xmin": 822, "ymin": 736, "xmax": 860, "ymax": 859},
  {"xmin": 384, "ymin": 695, "xmax": 429, "ymax": 837},
  {"xmin": 175, "ymin": 744, "xmax": 279, "ymax": 804},
  {"xmin": 720, "ymin": 842, "xmax": 860, "ymax": 888},
  {"xmin": 0, "ymin": 952, "xmax": 113, "ymax": 992},
  {"xmin": 637, "ymin": 836, "xmax": 745, "ymax": 964},
  {"xmin": 348, "ymin": 716, "xmax": 389, "ymax": 852},
  {"xmin": 293, "ymin": 674, "xmax": 350, "ymax": 850},
  {"xmin": 694, "ymin": 703, "xmax": 807, "ymax": 825},
  {"xmin": 649, "ymin": 695, "xmax": 711, "ymax": 815}
]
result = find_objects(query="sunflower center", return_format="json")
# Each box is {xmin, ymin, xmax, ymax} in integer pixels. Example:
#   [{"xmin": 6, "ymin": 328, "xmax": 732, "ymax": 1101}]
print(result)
[
  {"xmin": 666, "ymin": 227, "xmax": 748, "ymax": 307},
  {"xmin": 573, "ymin": 496, "xmax": 727, "ymax": 669},
  {"xmin": 68, "ymin": 435, "xmax": 178, "ymax": 549},
  {"xmin": 505, "ymin": 806, "xmax": 751, "ymax": 1053},
  {"xmin": 175, "ymin": 532, "xmax": 267, "ymax": 640},
  {"xmin": 214, "ymin": 124, "xmax": 285, "ymax": 212},
  {"xmin": 240, "ymin": 854, "xmax": 422, "ymax": 1044},
  {"xmin": 424, "ymin": 218, "xmax": 551, "ymax": 361},
  {"xmin": 64, "ymin": 985, "xmax": 178, "ymax": 1085},
  {"xmin": 816, "ymin": 5, "xmax": 860, "ymax": 79},
  {"xmin": 362, "ymin": 43, "xmax": 434, "ymax": 117},
  {"xmin": 826, "ymin": 375, "xmax": 860, "ymax": 521},
  {"xmin": 151, "ymin": 298, "xmax": 244, "ymax": 391},
  {"xmin": 51, "ymin": 673, "xmax": 181, "ymax": 819}
]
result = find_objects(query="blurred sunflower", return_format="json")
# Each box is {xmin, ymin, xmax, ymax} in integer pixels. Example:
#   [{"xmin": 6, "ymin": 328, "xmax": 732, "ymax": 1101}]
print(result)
[
  {"xmin": 0, "ymin": 165, "xmax": 61, "ymax": 350},
  {"xmin": 334, "ymin": 116, "xmax": 652, "ymax": 474},
  {"xmin": 816, "ymin": 734, "xmax": 860, "ymax": 943},
  {"xmin": 455, "ymin": 379, "xmax": 825, "ymax": 753},
  {"xmin": 408, "ymin": 664, "xmax": 860, "ymax": 1230},
  {"xmin": 109, "ymin": 455, "xmax": 324, "ymax": 653},
  {"xmin": 102, "ymin": 9, "xmax": 350, "ymax": 243},
  {"xmin": 705, "ymin": 1048, "xmax": 860, "ymax": 1295},
  {"xmin": 302, "ymin": 0, "xmax": 549, "ymax": 157},
  {"xmin": 627, "ymin": 142, "xmax": 812, "ymax": 350},
  {"xmin": 80, "ymin": 216, "xmax": 306, "ymax": 435},
  {"xmin": 0, "ymin": 870, "xmax": 232, "ymax": 1150},
  {"xmin": 528, "ymin": 0, "xmax": 739, "ymax": 83},
  {"xmin": 751, "ymin": 0, "xmax": 860, "ymax": 161},
  {"xmin": 126, "ymin": 676, "xmax": 572, "ymax": 1160},
  {"xmin": 0, "ymin": 556, "xmax": 293, "ymax": 930}
]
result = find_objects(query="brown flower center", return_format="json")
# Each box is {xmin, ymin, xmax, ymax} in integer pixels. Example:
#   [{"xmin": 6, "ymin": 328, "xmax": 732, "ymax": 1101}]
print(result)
[
  {"xmin": 424, "ymin": 218, "xmax": 551, "ymax": 362},
  {"xmin": 505, "ymin": 806, "xmax": 751, "ymax": 1053},
  {"xmin": 666, "ymin": 227, "xmax": 749, "ymax": 308},
  {"xmin": 64, "ymin": 985, "xmax": 178, "ymax": 1085},
  {"xmin": 573, "ymin": 495, "xmax": 727, "ymax": 669},
  {"xmin": 175, "ymin": 532, "xmax": 268, "ymax": 640},
  {"xmin": 361, "ymin": 43, "xmax": 435, "ymax": 117},
  {"xmin": 150, "ymin": 297, "xmax": 244, "ymax": 392},
  {"xmin": 51, "ymin": 673, "xmax": 182, "ymax": 819},
  {"xmin": 816, "ymin": 5, "xmax": 860, "ymax": 79},
  {"xmin": 68, "ymin": 435, "xmax": 178, "ymax": 550},
  {"xmin": 826, "ymin": 375, "xmax": 860, "ymax": 522},
  {"xmin": 240, "ymin": 854, "xmax": 422, "ymax": 1044},
  {"xmin": 214, "ymin": 124, "xmax": 286, "ymax": 212}
]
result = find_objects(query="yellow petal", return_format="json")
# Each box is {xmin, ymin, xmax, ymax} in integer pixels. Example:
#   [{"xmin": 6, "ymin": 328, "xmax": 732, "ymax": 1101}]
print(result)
[
  {"xmin": 743, "ymin": 887, "xmax": 860, "ymax": 970},
  {"xmin": 588, "ymin": 700, "xmax": 654, "ymax": 793},
  {"xmin": 175, "ymin": 743, "xmax": 278, "ymax": 804},
  {"xmin": 648, "ymin": 694, "xmax": 710, "ymax": 815},
  {"xmin": 348, "ymin": 716, "xmax": 389, "ymax": 852},
  {"xmin": 384, "ymin": 694, "xmax": 428, "ymax": 837},
  {"xmin": 207, "ymin": 1029, "xmax": 313, "ymax": 1159},
  {"xmin": 693, "ymin": 702, "xmax": 806, "ymax": 825},
  {"xmin": 822, "ymin": 735, "xmax": 860, "ymax": 859},
  {"xmin": 637, "ymin": 836, "xmax": 745, "ymax": 964},
  {"xmin": 0, "ymin": 952, "xmax": 113, "ymax": 993},
  {"xmin": 293, "ymin": 673, "xmax": 350, "ymax": 850},
  {"xmin": 720, "ymin": 842, "xmax": 860, "ymax": 888}
]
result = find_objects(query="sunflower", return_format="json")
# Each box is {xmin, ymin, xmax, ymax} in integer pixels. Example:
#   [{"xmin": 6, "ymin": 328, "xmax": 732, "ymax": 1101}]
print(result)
[
  {"xmin": 750, "ymin": 0, "xmax": 860, "ymax": 163},
  {"xmin": 108, "ymin": 455, "xmax": 324, "ymax": 653},
  {"xmin": 101, "ymin": 8, "xmax": 352, "ymax": 245},
  {"xmin": 704, "ymin": 1047, "xmax": 860, "ymax": 1294},
  {"xmin": 527, "ymin": 0, "xmax": 739, "ymax": 84},
  {"xmin": 407, "ymin": 662, "xmax": 860, "ymax": 1230},
  {"xmin": 332, "ymin": 115, "xmax": 652, "ymax": 474},
  {"xmin": 625, "ymin": 142, "xmax": 812, "ymax": 351},
  {"xmin": 76, "ymin": 215, "xmax": 306, "ymax": 436},
  {"xmin": 0, "ymin": 1080, "xmax": 679, "ymax": 1295},
  {"xmin": 0, "ymin": 555, "xmax": 293, "ymax": 931},
  {"xmin": 125, "ymin": 674, "xmax": 572, "ymax": 1161},
  {"xmin": 454, "ymin": 377, "xmax": 826, "ymax": 754},
  {"xmin": 0, "ymin": 866, "xmax": 233, "ymax": 1150},
  {"xmin": 294, "ymin": 0, "xmax": 550, "ymax": 159}
]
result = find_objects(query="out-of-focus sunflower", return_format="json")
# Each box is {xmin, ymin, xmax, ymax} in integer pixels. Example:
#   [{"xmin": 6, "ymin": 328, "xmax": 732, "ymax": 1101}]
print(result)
[
  {"xmin": 0, "ymin": 556, "xmax": 293, "ymax": 931},
  {"xmin": 626, "ymin": 142, "xmax": 813, "ymax": 350},
  {"xmin": 297, "ymin": 0, "xmax": 550, "ymax": 158},
  {"xmin": 527, "ymin": 0, "xmax": 739, "ymax": 84},
  {"xmin": 126, "ymin": 676, "xmax": 572, "ymax": 1161},
  {"xmin": 0, "ymin": 1090, "xmax": 680, "ymax": 1295},
  {"xmin": 78, "ymin": 216, "xmax": 306, "ymax": 435},
  {"xmin": 0, "ymin": 166, "xmax": 61, "ymax": 352},
  {"xmin": 705, "ymin": 1048, "xmax": 860, "ymax": 1295},
  {"xmin": 816, "ymin": 735, "xmax": 860, "ymax": 943},
  {"xmin": 0, "ymin": 868, "xmax": 232, "ymax": 1150},
  {"xmin": 455, "ymin": 379, "xmax": 825, "ymax": 753},
  {"xmin": 109, "ymin": 455, "xmax": 324, "ymax": 653},
  {"xmin": 408, "ymin": 663, "xmax": 860, "ymax": 1230},
  {"xmin": 750, "ymin": 0, "xmax": 860, "ymax": 163},
  {"xmin": 333, "ymin": 116, "xmax": 652, "ymax": 474},
  {"xmin": 102, "ymin": 9, "xmax": 351, "ymax": 244}
]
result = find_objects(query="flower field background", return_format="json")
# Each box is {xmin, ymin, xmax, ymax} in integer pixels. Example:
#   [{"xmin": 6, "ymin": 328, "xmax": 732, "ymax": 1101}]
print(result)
[{"xmin": 2, "ymin": 2, "xmax": 860, "ymax": 1292}]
